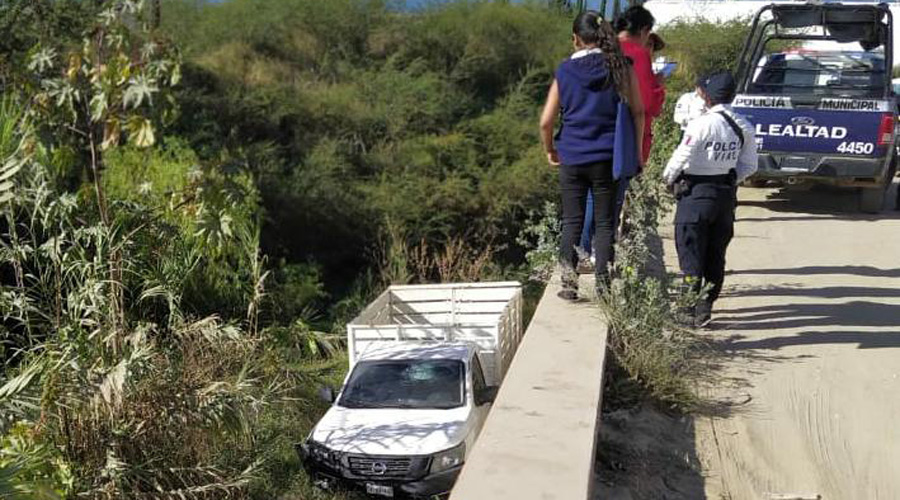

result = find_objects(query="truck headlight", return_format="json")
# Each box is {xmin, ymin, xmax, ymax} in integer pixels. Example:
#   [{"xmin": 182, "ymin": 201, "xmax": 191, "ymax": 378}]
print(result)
[
  {"xmin": 430, "ymin": 443, "xmax": 466, "ymax": 473},
  {"xmin": 305, "ymin": 440, "xmax": 340, "ymax": 465}
]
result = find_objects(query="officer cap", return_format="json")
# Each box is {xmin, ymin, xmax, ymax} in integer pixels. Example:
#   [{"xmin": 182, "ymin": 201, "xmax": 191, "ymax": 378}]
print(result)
[{"xmin": 699, "ymin": 71, "xmax": 736, "ymax": 104}]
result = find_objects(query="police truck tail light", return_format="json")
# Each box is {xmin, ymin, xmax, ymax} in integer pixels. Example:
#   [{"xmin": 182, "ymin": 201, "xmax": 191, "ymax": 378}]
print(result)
[{"xmin": 877, "ymin": 113, "xmax": 894, "ymax": 145}]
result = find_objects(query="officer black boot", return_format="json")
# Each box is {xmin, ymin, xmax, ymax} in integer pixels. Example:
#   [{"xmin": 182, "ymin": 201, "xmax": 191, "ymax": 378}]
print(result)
[
  {"xmin": 675, "ymin": 276, "xmax": 703, "ymax": 327},
  {"xmin": 694, "ymin": 298, "xmax": 713, "ymax": 328},
  {"xmin": 675, "ymin": 306, "xmax": 696, "ymax": 328},
  {"xmin": 594, "ymin": 272, "xmax": 611, "ymax": 300}
]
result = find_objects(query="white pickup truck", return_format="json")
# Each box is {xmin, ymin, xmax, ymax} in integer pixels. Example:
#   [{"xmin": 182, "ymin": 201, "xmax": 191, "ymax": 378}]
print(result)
[{"xmin": 299, "ymin": 282, "xmax": 523, "ymax": 499}]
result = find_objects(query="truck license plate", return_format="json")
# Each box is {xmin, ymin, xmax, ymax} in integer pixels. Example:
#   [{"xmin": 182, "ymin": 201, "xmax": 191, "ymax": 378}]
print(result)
[{"xmin": 366, "ymin": 483, "xmax": 394, "ymax": 497}]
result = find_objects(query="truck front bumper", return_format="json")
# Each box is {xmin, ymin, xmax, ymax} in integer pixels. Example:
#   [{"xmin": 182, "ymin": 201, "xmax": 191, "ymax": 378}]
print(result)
[
  {"xmin": 299, "ymin": 445, "xmax": 461, "ymax": 499},
  {"xmin": 754, "ymin": 152, "xmax": 894, "ymax": 186}
]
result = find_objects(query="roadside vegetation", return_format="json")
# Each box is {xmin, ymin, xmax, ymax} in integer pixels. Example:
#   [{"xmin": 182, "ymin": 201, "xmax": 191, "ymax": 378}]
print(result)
[
  {"xmin": 598, "ymin": 18, "xmax": 753, "ymax": 411},
  {"xmin": 0, "ymin": 0, "xmax": 575, "ymax": 498}
]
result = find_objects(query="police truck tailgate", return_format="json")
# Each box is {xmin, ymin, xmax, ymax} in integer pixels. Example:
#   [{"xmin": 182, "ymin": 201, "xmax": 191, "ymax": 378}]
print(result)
[{"xmin": 733, "ymin": 95, "xmax": 894, "ymax": 160}]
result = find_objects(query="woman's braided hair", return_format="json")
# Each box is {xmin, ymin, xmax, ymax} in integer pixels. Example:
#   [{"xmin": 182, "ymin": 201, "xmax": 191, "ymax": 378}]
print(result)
[{"xmin": 572, "ymin": 10, "xmax": 632, "ymax": 100}]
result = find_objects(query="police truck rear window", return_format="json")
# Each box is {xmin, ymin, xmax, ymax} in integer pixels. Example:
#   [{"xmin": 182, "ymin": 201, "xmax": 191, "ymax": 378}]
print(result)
[{"xmin": 750, "ymin": 51, "xmax": 885, "ymax": 98}]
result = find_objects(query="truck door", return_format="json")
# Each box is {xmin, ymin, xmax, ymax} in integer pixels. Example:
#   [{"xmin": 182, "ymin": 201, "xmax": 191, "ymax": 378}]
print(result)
[{"xmin": 469, "ymin": 354, "xmax": 491, "ymax": 445}]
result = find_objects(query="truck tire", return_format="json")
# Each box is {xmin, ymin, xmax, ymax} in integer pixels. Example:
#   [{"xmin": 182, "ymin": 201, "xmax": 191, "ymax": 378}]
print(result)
[
  {"xmin": 860, "ymin": 159, "xmax": 897, "ymax": 213},
  {"xmin": 859, "ymin": 186, "xmax": 887, "ymax": 213}
]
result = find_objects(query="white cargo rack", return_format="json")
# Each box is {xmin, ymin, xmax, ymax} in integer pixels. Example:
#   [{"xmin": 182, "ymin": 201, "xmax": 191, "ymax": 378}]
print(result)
[{"xmin": 347, "ymin": 282, "xmax": 523, "ymax": 386}]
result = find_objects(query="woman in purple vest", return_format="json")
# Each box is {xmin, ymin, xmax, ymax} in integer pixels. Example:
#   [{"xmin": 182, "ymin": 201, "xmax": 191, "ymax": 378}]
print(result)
[{"xmin": 540, "ymin": 10, "xmax": 645, "ymax": 301}]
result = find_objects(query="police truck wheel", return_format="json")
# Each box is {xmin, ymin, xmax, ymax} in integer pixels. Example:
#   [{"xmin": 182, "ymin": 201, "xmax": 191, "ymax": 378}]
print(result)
[{"xmin": 859, "ymin": 186, "xmax": 887, "ymax": 213}]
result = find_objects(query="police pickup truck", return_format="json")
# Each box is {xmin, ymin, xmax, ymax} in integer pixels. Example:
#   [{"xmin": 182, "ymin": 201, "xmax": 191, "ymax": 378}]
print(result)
[{"xmin": 733, "ymin": 2, "xmax": 898, "ymax": 212}]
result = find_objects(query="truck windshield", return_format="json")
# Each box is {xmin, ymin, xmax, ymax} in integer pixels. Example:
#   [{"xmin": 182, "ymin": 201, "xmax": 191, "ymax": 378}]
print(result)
[
  {"xmin": 751, "ymin": 50, "xmax": 886, "ymax": 97},
  {"xmin": 339, "ymin": 360, "xmax": 465, "ymax": 410}
]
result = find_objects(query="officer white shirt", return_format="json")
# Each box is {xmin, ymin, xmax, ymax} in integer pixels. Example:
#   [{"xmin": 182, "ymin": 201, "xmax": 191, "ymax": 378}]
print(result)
[
  {"xmin": 664, "ymin": 104, "xmax": 758, "ymax": 185},
  {"xmin": 673, "ymin": 91, "xmax": 707, "ymax": 130}
]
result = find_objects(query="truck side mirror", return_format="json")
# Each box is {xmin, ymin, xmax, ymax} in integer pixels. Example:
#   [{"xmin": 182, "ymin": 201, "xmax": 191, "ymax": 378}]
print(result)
[
  {"xmin": 318, "ymin": 386, "xmax": 336, "ymax": 404},
  {"xmin": 476, "ymin": 386, "xmax": 499, "ymax": 406}
]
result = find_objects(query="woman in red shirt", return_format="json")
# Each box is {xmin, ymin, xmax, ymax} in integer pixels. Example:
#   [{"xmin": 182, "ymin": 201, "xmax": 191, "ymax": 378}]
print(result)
[{"xmin": 615, "ymin": 6, "xmax": 666, "ymax": 164}]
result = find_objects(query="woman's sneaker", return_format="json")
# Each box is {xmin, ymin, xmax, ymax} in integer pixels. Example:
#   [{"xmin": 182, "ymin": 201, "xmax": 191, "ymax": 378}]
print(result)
[
  {"xmin": 559, "ymin": 267, "xmax": 580, "ymax": 302},
  {"xmin": 576, "ymin": 257, "xmax": 595, "ymax": 274}
]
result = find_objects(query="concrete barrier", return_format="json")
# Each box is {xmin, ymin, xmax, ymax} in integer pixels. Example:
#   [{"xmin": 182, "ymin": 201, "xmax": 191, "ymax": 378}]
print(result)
[{"xmin": 449, "ymin": 275, "xmax": 609, "ymax": 500}]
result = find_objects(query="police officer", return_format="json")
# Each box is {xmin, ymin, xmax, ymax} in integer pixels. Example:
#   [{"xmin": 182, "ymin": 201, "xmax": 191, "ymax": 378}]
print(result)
[
  {"xmin": 673, "ymin": 81, "xmax": 708, "ymax": 132},
  {"xmin": 664, "ymin": 71, "xmax": 758, "ymax": 327}
]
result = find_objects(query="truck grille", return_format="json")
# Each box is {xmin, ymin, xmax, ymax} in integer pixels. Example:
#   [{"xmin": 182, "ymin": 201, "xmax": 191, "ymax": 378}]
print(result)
[{"xmin": 347, "ymin": 455, "xmax": 414, "ymax": 478}]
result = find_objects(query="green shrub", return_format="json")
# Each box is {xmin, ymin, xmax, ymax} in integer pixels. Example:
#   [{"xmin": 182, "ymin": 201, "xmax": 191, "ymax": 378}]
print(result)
[
  {"xmin": 602, "ymin": 171, "xmax": 701, "ymax": 409},
  {"xmin": 0, "ymin": 422, "xmax": 73, "ymax": 499},
  {"xmin": 164, "ymin": 0, "xmax": 569, "ymax": 313},
  {"xmin": 658, "ymin": 18, "xmax": 752, "ymax": 92},
  {"xmin": 103, "ymin": 140, "xmax": 196, "ymax": 206},
  {"xmin": 516, "ymin": 201, "xmax": 560, "ymax": 282}
]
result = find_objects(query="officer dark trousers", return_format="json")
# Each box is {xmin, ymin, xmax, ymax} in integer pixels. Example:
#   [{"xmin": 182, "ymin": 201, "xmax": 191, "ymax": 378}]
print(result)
[{"xmin": 674, "ymin": 177, "xmax": 736, "ymax": 310}]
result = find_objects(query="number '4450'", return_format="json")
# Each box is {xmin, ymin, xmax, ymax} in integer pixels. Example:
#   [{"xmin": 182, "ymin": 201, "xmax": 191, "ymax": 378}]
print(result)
[{"xmin": 836, "ymin": 141, "xmax": 875, "ymax": 155}]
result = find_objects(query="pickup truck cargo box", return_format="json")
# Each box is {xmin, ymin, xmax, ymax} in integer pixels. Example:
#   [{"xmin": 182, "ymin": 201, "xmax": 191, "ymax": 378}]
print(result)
[{"xmin": 347, "ymin": 282, "xmax": 523, "ymax": 386}]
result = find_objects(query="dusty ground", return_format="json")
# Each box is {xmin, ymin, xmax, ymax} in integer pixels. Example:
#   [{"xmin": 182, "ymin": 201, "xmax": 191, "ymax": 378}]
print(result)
[
  {"xmin": 595, "ymin": 403, "xmax": 705, "ymax": 500},
  {"xmin": 677, "ymin": 183, "xmax": 900, "ymax": 500},
  {"xmin": 597, "ymin": 182, "xmax": 900, "ymax": 500}
]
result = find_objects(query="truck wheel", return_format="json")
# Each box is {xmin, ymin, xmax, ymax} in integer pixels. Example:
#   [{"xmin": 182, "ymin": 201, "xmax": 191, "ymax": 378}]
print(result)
[{"xmin": 859, "ymin": 186, "xmax": 887, "ymax": 213}]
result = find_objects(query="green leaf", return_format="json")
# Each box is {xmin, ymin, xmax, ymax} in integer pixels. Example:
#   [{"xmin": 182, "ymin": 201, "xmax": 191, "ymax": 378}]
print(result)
[
  {"xmin": 128, "ymin": 117, "xmax": 155, "ymax": 148},
  {"xmin": 27, "ymin": 48, "xmax": 56, "ymax": 73},
  {"xmin": 170, "ymin": 63, "xmax": 182, "ymax": 86},
  {"xmin": 89, "ymin": 93, "xmax": 108, "ymax": 123},
  {"xmin": 123, "ymin": 75, "xmax": 159, "ymax": 109},
  {"xmin": 121, "ymin": 0, "xmax": 144, "ymax": 15},
  {"xmin": 0, "ymin": 157, "xmax": 25, "ymax": 206},
  {"xmin": 101, "ymin": 118, "xmax": 121, "ymax": 151},
  {"xmin": 0, "ymin": 361, "xmax": 43, "ymax": 401},
  {"xmin": 98, "ymin": 8, "xmax": 117, "ymax": 26}
]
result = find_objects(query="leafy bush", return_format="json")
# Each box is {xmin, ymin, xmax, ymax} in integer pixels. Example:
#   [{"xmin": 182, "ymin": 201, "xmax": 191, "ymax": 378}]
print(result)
[
  {"xmin": 0, "ymin": 4, "xmax": 344, "ymax": 499},
  {"xmin": 516, "ymin": 201, "xmax": 560, "ymax": 282},
  {"xmin": 162, "ymin": 0, "xmax": 566, "ymax": 313},
  {"xmin": 0, "ymin": 422, "xmax": 73, "ymax": 499},
  {"xmin": 601, "ymin": 170, "xmax": 702, "ymax": 409},
  {"xmin": 657, "ymin": 17, "xmax": 752, "ymax": 92}
]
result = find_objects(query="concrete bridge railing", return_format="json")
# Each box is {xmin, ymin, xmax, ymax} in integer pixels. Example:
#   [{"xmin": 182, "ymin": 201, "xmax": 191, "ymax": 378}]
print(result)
[{"xmin": 449, "ymin": 275, "xmax": 609, "ymax": 500}]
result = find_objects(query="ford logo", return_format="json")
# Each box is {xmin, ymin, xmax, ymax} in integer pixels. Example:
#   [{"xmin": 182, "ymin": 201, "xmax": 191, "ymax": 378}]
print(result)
[
  {"xmin": 371, "ymin": 462, "xmax": 388, "ymax": 475},
  {"xmin": 791, "ymin": 116, "xmax": 816, "ymax": 126}
]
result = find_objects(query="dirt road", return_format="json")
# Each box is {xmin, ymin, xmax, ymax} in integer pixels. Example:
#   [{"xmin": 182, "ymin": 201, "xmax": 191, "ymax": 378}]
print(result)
[{"xmin": 671, "ymin": 186, "xmax": 900, "ymax": 500}]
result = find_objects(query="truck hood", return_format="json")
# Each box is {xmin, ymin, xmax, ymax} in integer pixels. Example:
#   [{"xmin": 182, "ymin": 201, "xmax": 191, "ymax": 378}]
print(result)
[{"xmin": 311, "ymin": 405, "xmax": 471, "ymax": 456}]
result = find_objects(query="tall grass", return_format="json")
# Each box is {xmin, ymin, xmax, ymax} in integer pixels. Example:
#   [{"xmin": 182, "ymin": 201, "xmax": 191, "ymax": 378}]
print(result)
[{"xmin": 0, "ymin": 99, "xmax": 345, "ymax": 499}]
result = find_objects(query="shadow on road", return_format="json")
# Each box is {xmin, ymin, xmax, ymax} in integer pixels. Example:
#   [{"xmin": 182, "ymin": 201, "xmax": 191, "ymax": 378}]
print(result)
[
  {"xmin": 721, "ymin": 285, "xmax": 900, "ymax": 299},
  {"xmin": 715, "ymin": 301, "xmax": 900, "ymax": 331},
  {"xmin": 719, "ymin": 330, "xmax": 900, "ymax": 351},
  {"xmin": 737, "ymin": 180, "xmax": 900, "ymax": 220},
  {"xmin": 729, "ymin": 265, "xmax": 900, "ymax": 278}
]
